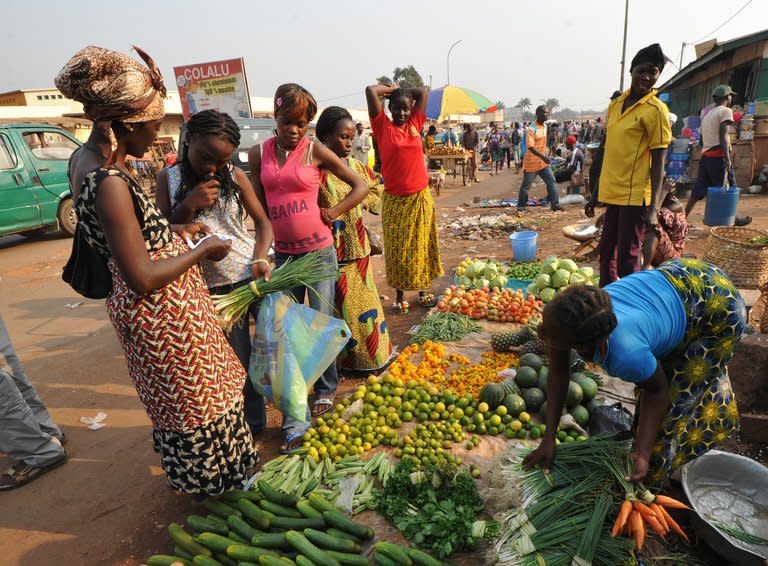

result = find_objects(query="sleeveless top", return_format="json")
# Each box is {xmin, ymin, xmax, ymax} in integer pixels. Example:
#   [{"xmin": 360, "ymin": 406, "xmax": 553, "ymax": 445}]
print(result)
[
  {"xmin": 259, "ymin": 136, "xmax": 332, "ymax": 255},
  {"xmin": 76, "ymin": 167, "xmax": 173, "ymax": 257},
  {"xmin": 166, "ymin": 164, "xmax": 255, "ymax": 288}
]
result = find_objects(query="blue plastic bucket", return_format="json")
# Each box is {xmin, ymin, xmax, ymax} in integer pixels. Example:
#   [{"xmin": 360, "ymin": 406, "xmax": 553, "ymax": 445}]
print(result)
[
  {"xmin": 703, "ymin": 186, "xmax": 740, "ymax": 226},
  {"xmin": 510, "ymin": 231, "xmax": 538, "ymax": 261}
]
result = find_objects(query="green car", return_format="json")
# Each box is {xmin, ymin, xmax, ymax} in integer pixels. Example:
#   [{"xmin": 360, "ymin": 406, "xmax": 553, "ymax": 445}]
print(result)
[{"xmin": 0, "ymin": 123, "xmax": 81, "ymax": 237}]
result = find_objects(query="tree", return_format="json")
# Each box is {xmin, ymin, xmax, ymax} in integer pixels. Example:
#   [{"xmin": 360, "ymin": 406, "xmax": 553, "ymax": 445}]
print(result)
[
  {"xmin": 376, "ymin": 75, "xmax": 392, "ymax": 86},
  {"xmin": 392, "ymin": 65, "xmax": 425, "ymax": 89},
  {"xmin": 545, "ymin": 98, "xmax": 560, "ymax": 112},
  {"xmin": 515, "ymin": 97, "xmax": 532, "ymax": 113},
  {"xmin": 494, "ymin": 100, "xmax": 506, "ymax": 110}
]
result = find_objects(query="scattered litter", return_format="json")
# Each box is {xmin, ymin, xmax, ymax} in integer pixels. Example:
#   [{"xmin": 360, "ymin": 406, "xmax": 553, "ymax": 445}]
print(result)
[
  {"xmin": 80, "ymin": 412, "xmax": 107, "ymax": 430},
  {"xmin": 64, "ymin": 301, "xmax": 83, "ymax": 309},
  {"xmin": 455, "ymin": 207, "xmax": 466, "ymax": 212},
  {"xmin": 444, "ymin": 213, "xmax": 528, "ymax": 240},
  {"xmin": 559, "ymin": 194, "xmax": 586, "ymax": 205}
]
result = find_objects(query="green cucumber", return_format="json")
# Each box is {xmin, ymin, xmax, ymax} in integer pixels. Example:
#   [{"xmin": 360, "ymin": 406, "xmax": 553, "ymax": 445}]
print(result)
[
  {"xmin": 321, "ymin": 511, "xmax": 374, "ymax": 540},
  {"xmin": 227, "ymin": 514, "xmax": 257, "ymax": 540},
  {"xmin": 203, "ymin": 498, "xmax": 243, "ymax": 519},
  {"xmin": 238, "ymin": 563, "xmax": 259, "ymax": 566},
  {"xmin": 257, "ymin": 479, "xmax": 299, "ymax": 507},
  {"xmin": 195, "ymin": 532, "xmax": 234, "ymax": 553},
  {"xmin": 205, "ymin": 514, "xmax": 229, "ymax": 530},
  {"xmin": 324, "ymin": 550, "xmax": 369, "ymax": 566},
  {"xmin": 193, "ymin": 556, "xmax": 224, "ymax": 566},
  {"xmin": 174, "ymin": 546, "xmax": 195, "ymax": 560},
  {"xmin": 226, "ymin": 531, "xmax": 248, "ymax": 544},
  {"xmin": 251, "ymin": 532, "xmax": 291, "ymax": 549},
  {"xmin": 225, "ymin": 544, "xmax": 279, "ymax": 562},
  {"xmin": 269, "ymin": 516, "xmax": 326, "ymax": 531},
  {"xmin": 374, "ymin": 553, "xmax": 398, "ymax": 566},
  {"xmin": 407, "ymin": 548, "xmax": 443, "ymax": 566},
  {"xmin": 279, "ymin": 558, "xmax": 297, "ymax": 565},
  {"xmin": 284, "ymin": 531, "xmax": 340, "ymax": 566},
  {"xmin": 168, "ymin": 522, "xmax": 212, "ymax": 558},
  {"xmin": 214, "ymin": 551, "xmax": 237, "ymax": 566},
  {"xmin": 296, "ymin": 500, "xmax": 324, "ymax": 519},
  {"xmin": 307, "ymin": 493, "xmax": 340, "ymax": 514},
  {"xmin": 147, "ymin": 556, "xmax": 191, "ymax": 566},
  {"xmin": 218, "ymin": 489, "xmax": 261, "ymax": 503},
  {"xmin": 374, "ymin": 542, "xmax": 412, "ymax": 565},
  {"xmin": 295, "ymin": 557, "xmax": 315, "ymax": 566},
  {"xmin": 237, "ymin": 499, "xmax": 271, "ymax": 530},
  {"xmin": 258, "ymin": 556, "xmax": 293, "ymax": 566},
  {"xmin": 187, "ymin": 515, "xmax": 228, "ymax": 535},
  {"xmin": 325, "ymin": 529, "xmax": 360, "ymax": 543},
  {"xmin": 260, "ymin": 499, "xmax": 303, "ymax": 518},
  {"xmin": 303, "ymin": 529, "xmax": 360, "ymax": 553}
]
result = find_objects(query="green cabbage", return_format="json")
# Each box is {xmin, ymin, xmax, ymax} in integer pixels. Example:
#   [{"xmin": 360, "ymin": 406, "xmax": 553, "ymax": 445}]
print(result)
[
  {"xmin": 540, "ymin": 256, "xmax": 560, "ymax": 275},
  {"xmin": 477, "ymin": 278, "xmax": 490, "ymax": 289},
  {"xmin": 578, "ymin": 266, "xmax": 595, "ymax": 279},
  {"xmin": 552, "ymin": 269, "xmax": 572, "ymax": 288},
  {"xmin": 540, "ymin": 287, "xmax": 557, "ymax": 302},
  {"xmin": 491, "ymin": 275, "xmax": 508, "ymax": 289},
  {"xmin": 527, "ymin": 283, "xmax": 539, "ymax": 295},
  {"xmin": 535, "ymin": 273, "xmax": 552, "ymax": 289},
  {"xmin": 484, "ymin": 265, "xmax": 499, "ymax": 280},
  {"xmin": 559, "ymin": 258, "xmax": 578, "ymax": 273},
  {"xmin": 458, "ymin": 276, "xmax": 472, "ymax": 288},
  {"xmin": 569, "ymin": 272, "xmax": 587, "ymax": 285}
]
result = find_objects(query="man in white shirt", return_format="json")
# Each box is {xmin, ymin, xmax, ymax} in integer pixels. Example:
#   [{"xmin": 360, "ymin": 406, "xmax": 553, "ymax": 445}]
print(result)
[
  {"xmin": 686, "ymin": 84, "xmax": 750, "ymax": 225},
  {"xmin": 352, "ymin": 122, "xmax": 371, "ymax": 164}
]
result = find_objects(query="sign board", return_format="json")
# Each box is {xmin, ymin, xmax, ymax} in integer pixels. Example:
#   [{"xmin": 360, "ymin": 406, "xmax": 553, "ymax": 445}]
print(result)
[{"xmin": 173, "ymin": 58, "xmax": 252, "ymax": 121}]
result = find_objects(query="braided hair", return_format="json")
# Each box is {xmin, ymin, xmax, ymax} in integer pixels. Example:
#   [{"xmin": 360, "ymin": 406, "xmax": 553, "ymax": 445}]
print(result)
[
  {"xmin": 388, "ymin": 88, "xmax": 413, "ymax": 110},
  {"xmin": 315, "ymin": 106, "xmax": 353, "ymax": 143},
  {"xmin": 543, "ymin": 285, "xmax": 617, "ymax": 346},
  {"xmin": 174, "ymin": 109, "xmax": 243, "ymax": 217}
]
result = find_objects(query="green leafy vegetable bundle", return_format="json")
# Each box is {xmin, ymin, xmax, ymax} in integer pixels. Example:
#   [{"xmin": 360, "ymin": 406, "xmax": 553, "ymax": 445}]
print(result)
[{"xmin": 410, "ymin": 312, "xmax": 483, "ymax": 344}]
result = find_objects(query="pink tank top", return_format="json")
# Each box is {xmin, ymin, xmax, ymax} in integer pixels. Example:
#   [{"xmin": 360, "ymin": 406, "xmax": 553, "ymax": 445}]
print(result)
[{"xmin": 260, "ymin": 136, "xmax": 332, "ymax": 254}]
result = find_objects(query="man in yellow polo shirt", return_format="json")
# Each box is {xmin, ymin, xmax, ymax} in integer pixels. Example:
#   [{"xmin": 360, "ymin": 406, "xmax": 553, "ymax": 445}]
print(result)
[
  {"xmin": 516, "ymin": 105, "xmax": 562, "ymax": 212},
  {"xmin": 586, "ymin": 43, "xmax": 672, "ymax": 285}
]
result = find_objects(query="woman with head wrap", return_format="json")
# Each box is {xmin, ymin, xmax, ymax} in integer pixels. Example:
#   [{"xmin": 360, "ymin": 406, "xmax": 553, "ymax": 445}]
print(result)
[
  {"xmin": 55, "ymin": 46, "xmax": 258, "ymax": 495},
  {"xmin": 585, "ymin": 43, "xmax": 672, "ymax": 286}
]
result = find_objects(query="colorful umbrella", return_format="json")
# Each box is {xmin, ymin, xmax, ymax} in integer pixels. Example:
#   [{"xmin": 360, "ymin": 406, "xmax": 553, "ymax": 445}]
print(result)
[{"xmin": 426, "ymin": 85, "xmax": 497, "ymax": 120}]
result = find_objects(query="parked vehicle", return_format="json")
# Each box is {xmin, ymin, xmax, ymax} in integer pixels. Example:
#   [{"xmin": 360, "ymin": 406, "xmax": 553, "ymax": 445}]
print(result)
[{"xmin": 0, "ymin": 123, "xmax": 80, "ymax": 237}]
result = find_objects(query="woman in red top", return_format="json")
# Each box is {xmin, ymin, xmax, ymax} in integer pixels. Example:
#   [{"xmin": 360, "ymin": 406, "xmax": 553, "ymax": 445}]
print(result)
[
  {"xmin": 248, "ymin": 84, "xmax": 368, "ymax": 451},
  {"xmin": 365, "ymin": 83, "xmax": 443, "ymax": 309}
]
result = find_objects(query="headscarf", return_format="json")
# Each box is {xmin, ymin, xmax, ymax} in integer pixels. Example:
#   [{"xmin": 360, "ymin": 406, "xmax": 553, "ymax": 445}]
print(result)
[
  {"xmin": 55, "ymin": 46, "xmax": 166, "ymax": 124},
  {"xmin": 630, "ymin": 43, "xmax": 666, "ymax": 72}
]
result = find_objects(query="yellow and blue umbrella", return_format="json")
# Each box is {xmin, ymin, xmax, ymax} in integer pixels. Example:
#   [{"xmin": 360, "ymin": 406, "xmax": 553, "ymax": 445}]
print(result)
[{"xmin": 426, "ymin": 85, "xmax": 498, "ymax": 120}]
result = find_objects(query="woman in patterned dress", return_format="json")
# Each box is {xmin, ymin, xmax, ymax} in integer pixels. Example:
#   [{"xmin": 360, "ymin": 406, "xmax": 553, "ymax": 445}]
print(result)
[
  {"xmin": 525, "ymin": 259, "xmax": 746, "ymax": 485},
  {"xmin": 55, "ymin": 46, "xmax": 257, "ymax": 494},
  {"xmin": 315, "ymin": 106, "xmax": 392, "ymax": 372},
  {"xmin": 156, "ymin": 110, "xmax": 273, "ymax": 438}
]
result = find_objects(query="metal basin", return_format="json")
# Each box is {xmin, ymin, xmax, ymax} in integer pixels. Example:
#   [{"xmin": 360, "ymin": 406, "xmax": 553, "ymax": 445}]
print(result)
[{"xmin": 682, "ymin": 450, "xmax": 768, "ymax": 565}]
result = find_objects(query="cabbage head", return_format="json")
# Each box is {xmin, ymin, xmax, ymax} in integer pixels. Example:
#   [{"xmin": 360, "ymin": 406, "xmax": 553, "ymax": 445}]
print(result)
[
  {"xmin": 540, "ymin": 287, "xmax": 557, "ymax": 302},
  {"xmin": 540, "ymin": 256, "xmax": 560, "ymax": 275},
  {"xmin": 569, "ymin": 272, "xmax": 587, "ymax": 285},
  {"xmin": 578, "ymin": 266, "xmax": 595, "ymax": 279},
  {"xmin": 535, "ymin": 273, "xmax": 552, "ymax": 289},
  {"xmin": 552, "ymin": 269, "xmax": 572, "ymax": 288},
  {"xmin": 559, "ymin": 258, "xmax": 579, "ymax": 273}
]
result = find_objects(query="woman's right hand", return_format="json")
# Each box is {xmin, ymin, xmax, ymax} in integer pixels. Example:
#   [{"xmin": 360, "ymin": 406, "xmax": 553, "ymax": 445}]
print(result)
[
  {"xmin": 186, "ymin": 177, "xmax": 221, "ymax": 211},
  {"xmin": 199, "ymin": 235, "xmax": 232, "ymax": 261},
  {"xmin": 522, "ymin": 435, "xmax": 557, "ymax": 473}
]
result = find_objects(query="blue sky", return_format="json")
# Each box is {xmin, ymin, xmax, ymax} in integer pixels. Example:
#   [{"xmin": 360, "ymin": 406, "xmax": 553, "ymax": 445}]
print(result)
[{"xmin": 2, "ymin": 0, "xmax": 765, "ymax": 111}]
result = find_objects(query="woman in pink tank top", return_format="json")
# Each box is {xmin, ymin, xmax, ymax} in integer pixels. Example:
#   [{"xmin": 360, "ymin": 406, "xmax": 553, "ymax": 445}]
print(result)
[{"xmin": 249, "ymin": 83, "xmax": 369, "ymax": 453}]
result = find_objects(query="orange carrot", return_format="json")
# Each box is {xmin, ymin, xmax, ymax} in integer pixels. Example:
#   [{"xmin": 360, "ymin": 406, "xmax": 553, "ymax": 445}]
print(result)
[
  {"xmin": 612, "ymin": 500, "xmax": 633, "ymax": 537},
  {"xmin": 644, "ymin": 513, "xmax": 667, "ymax": 536},
  {"xmin": 630, "ymin": 510, "xmax": 645, "ymax": 550},
  {"xmin": 658, "ymin": 505, "xmax": 690, "ymax": 543},
  {"xmin": 633, "ymin": 500, "xmax": 657, "ymax": 522},
  {"xmin": 654, "ymin": 494, "xmax": 691, "ymax": 510},
  {"xmin": 650, "ymin": 503, "xmax": 669, "ymax": 531}
]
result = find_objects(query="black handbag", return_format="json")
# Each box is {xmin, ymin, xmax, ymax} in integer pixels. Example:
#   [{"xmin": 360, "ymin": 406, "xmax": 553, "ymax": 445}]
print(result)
[{"xmin": 62, "ymin": 225, "xmax": 112, "ymax": 299}]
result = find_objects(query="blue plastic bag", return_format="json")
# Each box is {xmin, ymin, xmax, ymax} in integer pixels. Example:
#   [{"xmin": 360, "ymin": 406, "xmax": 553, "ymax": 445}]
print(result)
[{"xmin": 249, "ymin": 292, "xmax": 350, "ymax": 422}]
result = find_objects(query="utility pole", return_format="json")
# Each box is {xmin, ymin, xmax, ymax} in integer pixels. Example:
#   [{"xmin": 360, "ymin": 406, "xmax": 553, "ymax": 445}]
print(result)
[
  {"xmin": 447, "ymin": 40, "xmax": 462, "ymax": 85},
  {"xmin": 619, "ymin": 0, "xmax": 629, "ymax": 91},
  {"xmin": 679, "ymin": 42, "xmax": 687, "ymax": 70}
]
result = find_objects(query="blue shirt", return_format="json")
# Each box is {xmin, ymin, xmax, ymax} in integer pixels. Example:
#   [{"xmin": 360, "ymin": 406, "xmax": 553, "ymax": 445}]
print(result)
[{"xmin": 596, "ymin": 270, "xmax": 686, "ymax": 383}]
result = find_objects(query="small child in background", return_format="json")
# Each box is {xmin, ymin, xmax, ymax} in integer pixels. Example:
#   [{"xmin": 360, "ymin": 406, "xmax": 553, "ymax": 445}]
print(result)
[{"xmin": 643, "ymin": 180, "xmax": 689, "ymax": 268}]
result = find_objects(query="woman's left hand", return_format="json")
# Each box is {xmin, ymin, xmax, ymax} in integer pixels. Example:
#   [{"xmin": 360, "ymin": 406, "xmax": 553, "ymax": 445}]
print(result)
[
  {"xmin": 320, "ymin": 208, "xmax": 337, "ymax": 227},
  {"xmin": 173, "ymin": 222, "xmax": 210, "ymax": 243},
  {"xmin": 251, "ymin": 259, "xmax": 272, "ymax": 281},
  {"xmin": 627, "ymin": 449, "xmax": 650, "ymax": 482},
  {"xmin": 645, "ymin": 209, "xmax": 659, "ymax": 229}
]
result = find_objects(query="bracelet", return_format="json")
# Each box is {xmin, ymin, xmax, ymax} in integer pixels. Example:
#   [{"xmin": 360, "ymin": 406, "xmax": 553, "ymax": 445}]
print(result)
[{"xmin": 251, "ymin": 258, "xmax": 271, "ymax": 267}]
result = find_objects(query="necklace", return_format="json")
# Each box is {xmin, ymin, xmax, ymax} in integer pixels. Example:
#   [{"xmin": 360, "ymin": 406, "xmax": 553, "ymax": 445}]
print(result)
[{"xmin": 275, "ymin": 141, "xmax": 292, "ymax": 160}]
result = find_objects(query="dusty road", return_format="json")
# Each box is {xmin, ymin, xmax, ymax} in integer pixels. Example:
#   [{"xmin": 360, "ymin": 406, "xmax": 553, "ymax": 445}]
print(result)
[{"xmin": 0, "ymin": 166, "xmax": 765, "ymax": 565}]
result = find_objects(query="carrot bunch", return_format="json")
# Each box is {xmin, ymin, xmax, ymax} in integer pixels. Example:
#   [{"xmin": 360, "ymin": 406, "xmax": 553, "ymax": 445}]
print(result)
[{"xmin": 611, "ymin": 492, "xmax": 690, "ymax": 550}]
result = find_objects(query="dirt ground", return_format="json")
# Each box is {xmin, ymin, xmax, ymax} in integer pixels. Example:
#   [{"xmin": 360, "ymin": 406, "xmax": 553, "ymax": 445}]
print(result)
[{"xmin": 0, "ymin": 165, "xmax": 766, "ymax": 565}]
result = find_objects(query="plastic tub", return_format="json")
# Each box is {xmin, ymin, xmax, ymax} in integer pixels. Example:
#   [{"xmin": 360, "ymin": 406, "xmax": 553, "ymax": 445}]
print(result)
[
  {"xmin": 510, "ymin": 231, "xmax": 538, "ymax": 261},
  {"xmin": 704, "ymin": 186, "xmax": 740, "ymax": 226}
]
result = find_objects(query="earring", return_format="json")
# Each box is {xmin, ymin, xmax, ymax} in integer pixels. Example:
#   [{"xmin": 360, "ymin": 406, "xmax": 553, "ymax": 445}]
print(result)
[{"xmin": 125, "ymin": 124, "xmax": 134, "ymax": 133}]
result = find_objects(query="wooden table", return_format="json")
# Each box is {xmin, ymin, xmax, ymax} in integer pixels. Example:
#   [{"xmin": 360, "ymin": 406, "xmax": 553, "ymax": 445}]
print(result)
[{"xmin": 429, "ymin": 152, "xmax": 469, "ymax": 186}]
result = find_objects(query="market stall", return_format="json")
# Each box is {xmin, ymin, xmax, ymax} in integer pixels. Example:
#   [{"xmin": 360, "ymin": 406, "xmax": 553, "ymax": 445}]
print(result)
[{"xmin": 428, "ymin": 147, "xmax": 470, "ymax": 186}]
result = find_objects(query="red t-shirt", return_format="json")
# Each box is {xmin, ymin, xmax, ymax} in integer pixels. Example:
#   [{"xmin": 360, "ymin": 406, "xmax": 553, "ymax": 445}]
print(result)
[{"xmin": 370, "ymin": 108, "xmax": 429, "ymax": 196}]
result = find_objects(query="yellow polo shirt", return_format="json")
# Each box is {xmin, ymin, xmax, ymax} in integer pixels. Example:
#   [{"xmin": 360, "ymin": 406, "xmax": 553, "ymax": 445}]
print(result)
[{"xmin": 599, "ymin": 89, "xmax": 672, "ymax": 206}]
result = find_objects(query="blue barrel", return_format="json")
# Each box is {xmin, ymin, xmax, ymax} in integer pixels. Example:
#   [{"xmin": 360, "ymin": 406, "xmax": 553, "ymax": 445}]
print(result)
[
  {"xmin": 703, "ymin": 186, "xmax": 740, "ymax": 226},
  {"xmin": 509, "ymin": 231, "xmax": 538, "ymax": 261}
]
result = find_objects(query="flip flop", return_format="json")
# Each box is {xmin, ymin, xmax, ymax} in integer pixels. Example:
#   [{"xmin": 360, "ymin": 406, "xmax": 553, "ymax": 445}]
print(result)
[
  {"xmin": 0, "ymin": 451, "xmax": 68, "ymax": 491},
  {"xmin": 311, "ymin": 393, "xmax": 336, "ymax": 417},
  {"xmin": 279, "ymin": 432, "xmax": 305, "ymax": 455}
]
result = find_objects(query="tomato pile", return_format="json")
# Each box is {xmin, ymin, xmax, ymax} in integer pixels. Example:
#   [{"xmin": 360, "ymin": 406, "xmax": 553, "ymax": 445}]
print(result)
[{"xmin": 437, "ymin": 286, "xmax": 543, "ymax": 324}]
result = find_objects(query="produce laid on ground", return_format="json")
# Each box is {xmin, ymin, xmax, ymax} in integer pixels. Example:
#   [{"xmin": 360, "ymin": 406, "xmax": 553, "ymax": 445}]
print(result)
[
  {"xmin": 526, "ymin": 255, "xmax": 599, "ymax": 303},
  {"xmin": 410, "ymin": 312, "xmax": 483, "ymax": 344},
  {"xmin": 428, "ymin": 147, "xmax": 467, "ymax": 156},
  {"xmin": 455, "ymin": 258, "xmax": 540, "ymax": 290},
  {"xmin": 437, "ymin": 287, "xmax": 543, "ymax": 324},
  {"xmin": 496, "ymin": 435, "xmax": 692, "ymax": 565}
]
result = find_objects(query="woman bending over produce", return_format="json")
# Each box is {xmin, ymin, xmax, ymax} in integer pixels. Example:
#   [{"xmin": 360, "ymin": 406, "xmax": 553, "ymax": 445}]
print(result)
[
  {"xmin": 365, "ymin": 82, "xmax": 443, "ymax": 311},
  {"xmin": 524, "ymin": 258, "xmax": 745, "ymax": 484},
  {"xmin": 315, "ymin": 106, "xmax": 392, "ymax": 371},
  {"xmin": 248, "ymin": 84, "xmax": 368, "ymax": 448}
]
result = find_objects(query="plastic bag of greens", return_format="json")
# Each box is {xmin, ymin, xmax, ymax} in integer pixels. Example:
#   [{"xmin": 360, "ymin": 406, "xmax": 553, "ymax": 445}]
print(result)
[{"xmin": 249, "ymin": 292, "xmax": 350, "ymax": 422}]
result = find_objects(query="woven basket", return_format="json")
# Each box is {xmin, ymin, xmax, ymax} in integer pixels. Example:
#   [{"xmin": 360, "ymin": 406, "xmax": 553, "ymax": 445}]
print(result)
[
  {"xmin": 752, "ymin": 282, "xmax": 768, "ymax": 333},
  {"xmin": 704, "ymin": 226, "xmax": 768, "ymax": 289}
]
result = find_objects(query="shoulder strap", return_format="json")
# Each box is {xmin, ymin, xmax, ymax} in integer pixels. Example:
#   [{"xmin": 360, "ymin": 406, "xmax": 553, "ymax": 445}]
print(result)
[{"xmin": 306, "ymin": 141, "xmax": 314, "ymax": 166}]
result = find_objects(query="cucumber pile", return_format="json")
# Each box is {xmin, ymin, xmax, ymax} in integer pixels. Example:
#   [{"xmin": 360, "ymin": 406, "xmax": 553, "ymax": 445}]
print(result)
[{"xmin": 147, "ymin": 479, "xmax": 447, "ymax": 566}]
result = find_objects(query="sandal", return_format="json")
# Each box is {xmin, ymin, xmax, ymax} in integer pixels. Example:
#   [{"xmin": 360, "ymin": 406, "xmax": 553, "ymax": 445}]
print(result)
[
  {"xmin": 0, "ymin": 451, "xmax": 68, "ymax": 491},
  {"xmin": 279, "ymin": 432, "xmax": 305, "ymax": 455},
  {"xmin": 311, "ymin": 393, "xmax": 336, "ymax": 417}
]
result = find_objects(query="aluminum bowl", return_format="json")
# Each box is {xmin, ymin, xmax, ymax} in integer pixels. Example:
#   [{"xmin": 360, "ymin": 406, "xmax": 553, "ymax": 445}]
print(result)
[{"xmin": 682, "ymin": 450, "xmax": 768, "ymax": 566}]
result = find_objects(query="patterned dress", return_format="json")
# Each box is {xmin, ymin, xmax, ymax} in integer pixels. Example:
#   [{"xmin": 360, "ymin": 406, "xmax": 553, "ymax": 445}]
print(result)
[
  {"xmin": 319, "ymin": 158, "xmax": 392, "ymax": 371},
  {"xmin": 76, "ymin": 167, "xmax": 257, "ymax": 494},
  {"xmin": 646, "ymin": 258, "xmax": 745, "ymax": 484}
]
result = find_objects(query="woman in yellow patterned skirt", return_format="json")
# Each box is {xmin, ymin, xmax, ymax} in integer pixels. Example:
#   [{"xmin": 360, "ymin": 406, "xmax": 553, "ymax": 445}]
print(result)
[
  {"xmin": 316, "ymin": 107, "xmax": 392, "ymax": 370},
  {"xmin": 366, "ymin": 83, "xmax": 443, "ymax": 309},
  {"xmin": 526, "ymin": 259, "xmax": 745, "ymax": 485}
]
